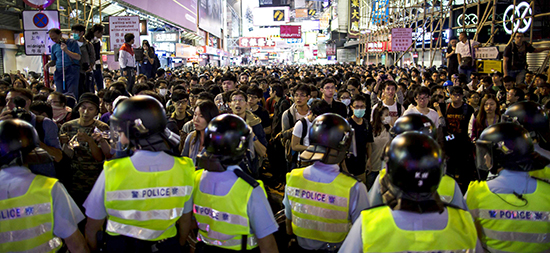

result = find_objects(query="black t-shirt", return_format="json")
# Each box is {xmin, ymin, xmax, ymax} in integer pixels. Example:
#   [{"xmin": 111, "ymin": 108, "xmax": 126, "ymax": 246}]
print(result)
[
  {"xmin": 345, "ymin": 117, "xmax": 374, "ymax": 175},
  {"xmin": 445, "ymin": 103, "xmax": 474, "ymax": 139},
  {"xmin": 446, "ymin": 45, "xmax": 459, "ymax": 71},
  {"xmin": 504, "ymin": 42, "xmax": 535, "ymax": 71},
  {"xmin": 329, "ymin": 100, "xmax": 348, "ymax": 119},
  {"xmin": 252, "ymin": 106, "xmax": 271, "ymax": 129}
]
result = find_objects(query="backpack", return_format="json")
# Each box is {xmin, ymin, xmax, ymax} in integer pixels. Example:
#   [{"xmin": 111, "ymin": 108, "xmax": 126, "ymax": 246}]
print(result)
[{"xmin": 284, "ymin": 118, "xmax": 307, "ymax": 163}]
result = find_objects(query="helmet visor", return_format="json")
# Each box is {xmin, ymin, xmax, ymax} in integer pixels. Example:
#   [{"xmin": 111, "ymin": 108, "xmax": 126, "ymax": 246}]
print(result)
[
  {"xmin": 475, "ymin": 139, "xmax": 494, "ymax": 171},
  {"xmin": 110, "ymin": 119, "xmax": 130, "ymax": 152}
]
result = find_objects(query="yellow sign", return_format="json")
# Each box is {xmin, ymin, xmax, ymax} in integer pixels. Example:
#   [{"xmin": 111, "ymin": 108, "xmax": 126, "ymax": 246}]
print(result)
[
  {"xmin": 274, "ymin": 10, "xmax": 284, "ymax": 21},
  {"xmin": 309, "ymin": 9, "xmax": 316, "ymax": 16},
  {"xmin": 476, "ymin": 60, "xmax": 502, "ymax": 74}
]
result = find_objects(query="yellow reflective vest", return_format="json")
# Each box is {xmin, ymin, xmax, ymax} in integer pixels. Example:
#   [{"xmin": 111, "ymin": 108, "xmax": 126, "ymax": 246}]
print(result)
[
  {"xmin": 530, "ymin": 166, "xmax": 550, "ymax": 182},
  {"xmin": 379, "ymin": 168, "xmax": 455, "ymax": 203},
  {"xmin": 286, "ymin": 168, "xmax": 356, "ymax": 243},
  {"xmin": 193, "ymin": 169, "xmax": 265, "ymax": 251},
  {"xmin": 104, "ymin": 156, "xmax": 195, "ymax": 241},
  {"xmin": 0, "ymin": 175, "xmax": 63, "ymax": 253},
  {"xmin": 361, "ymin": 206, "xmax": 477, "ymax": 252},
  {"xmin": 466, "ymin": 180, "xmax": 550, "ymax": 252}
]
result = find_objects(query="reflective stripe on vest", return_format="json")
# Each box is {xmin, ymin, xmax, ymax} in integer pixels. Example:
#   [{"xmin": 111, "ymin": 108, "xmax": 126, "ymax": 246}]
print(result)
[
  {"xmin": 361, "ymin": 206, "xmax": 477, "ymax": 252},
  {"xmin": 466, "ymin": 180, "xmax": 550, "ymax": 252},
  {"xmin": 0, "ymin": 175, "xmax": 62, "ymax": 253},
  {"xmin": 380, "ymin": 169, "xmax": 455, "ymax": 204},
  {"xmin": 193, "ymin": 169, "xmax": 260, "ymax": 251},
  {"xmin": 286, "ymin": 168, "xmax": 356, "ymax": 243},
  {"xmin": 104, "ymin": 156, "xmax": 195, "ymax": 241}
]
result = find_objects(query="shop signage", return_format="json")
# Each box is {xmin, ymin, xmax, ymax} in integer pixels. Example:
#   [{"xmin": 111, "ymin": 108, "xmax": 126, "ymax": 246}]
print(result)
[
  {"xmin": 371, "ymin": 0, "xmax": 389, "ymax": 24},
  {"xmin": 477, "ymin": 60, "xmax": 502, "ymax": 74},
  {"xmin": 391, "ymin": 28, "xmax": 412, "ymax": 52},
  {"xmin": 503, "ymin": 2, "xmax": 532, "ymax": 35},
  {"xmin": 367, "ymin": 42, "xmax": 386, "ymax": 53},
  {"xmin": 238, "ymin": 37, "xmax": 276, "ymax": 48},
  {"xmin": 457, "ymin": 13, "xmax": 478, "ymax": 27},
  {"xmin": 280, "ymin": 25, "xmax": 302, "ymax": 39},
  {"xmin": 348, "ymin": 0, "xmax": 360, "ymax": 36},
  {"xmin": 475, "ymin": 47, "xmax": 499, "ymax": 60},
  {"xmin": 152, "ymin": 32, "xmax": 179, "ymax": 43},
  {"xmin": 109, "ymin": 16, "xmax": 140, "ymax": 51}
]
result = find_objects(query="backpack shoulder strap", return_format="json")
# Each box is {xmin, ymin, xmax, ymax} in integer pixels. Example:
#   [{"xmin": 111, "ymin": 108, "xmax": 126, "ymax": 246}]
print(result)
[
  {"xmin": 35, "ymin": 115, "xmax": 46, "ymax": 143},
  {"xmin": 299, "ymin": 118, "xmax": 308, "ymax": 145}
]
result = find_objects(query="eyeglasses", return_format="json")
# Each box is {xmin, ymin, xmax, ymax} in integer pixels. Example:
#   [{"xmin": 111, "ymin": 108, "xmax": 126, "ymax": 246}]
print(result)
[
  {"xmin": 232, "ymin": 99, "xmax": 246, "ymax": 103},
  {"xmin": 416, "ymin": 96, "xmax": 429, "ymax": 100},
  {"xmin": 173, "ymin": 100, "xmax": 188, "ymax": 106}
]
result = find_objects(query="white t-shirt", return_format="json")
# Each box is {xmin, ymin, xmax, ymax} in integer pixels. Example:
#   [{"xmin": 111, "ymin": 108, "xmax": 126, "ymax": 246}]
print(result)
[
  {"xmin": 402, "ymin": 106, "xmax": 440, "ymax": 128},
  {"xmin": 292, "ymin": 118, "xmax": 313, "ymax": 147},
  {"xmin": 456, "ymin": 39, "xmax": 480, "ymax": 58}
]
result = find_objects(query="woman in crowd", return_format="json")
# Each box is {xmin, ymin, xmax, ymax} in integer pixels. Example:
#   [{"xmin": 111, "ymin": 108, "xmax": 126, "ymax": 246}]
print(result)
[
  {"xmin": 182, "ymin": 100, "xmax": 219, "ymax": 165},
  {"xmin": 47, "ymin": 92, "xmax": 72, "ymax": 127},
  {"xmin": 469, "ymin": 94, "xmax": 500, "ymax": 140},
  {"xmin": 366, "ymin": 104, "xmax": 391, "ymax": 189}
]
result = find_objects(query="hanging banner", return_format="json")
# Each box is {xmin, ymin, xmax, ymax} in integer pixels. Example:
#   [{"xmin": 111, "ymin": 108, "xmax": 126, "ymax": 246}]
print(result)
[
  {"xmin": 348, "ymin": 0, "xmax": 360, "ymax": 36},
  {"xmin": 391, "ymin": 28, "xmax": 412, "ymax": 52},
  {"xmin": 280, "ymin": 25, "xmax": 302, "ymax": 39},
  {"xmin": 109, "ymin": 16, "xmax": 140, "ymax": 51}
]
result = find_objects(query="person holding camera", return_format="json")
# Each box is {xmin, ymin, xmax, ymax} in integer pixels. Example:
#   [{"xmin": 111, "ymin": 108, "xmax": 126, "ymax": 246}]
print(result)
[{"xmin": 44, "ymin": 28, "xmax": 82, "ymax": 100}]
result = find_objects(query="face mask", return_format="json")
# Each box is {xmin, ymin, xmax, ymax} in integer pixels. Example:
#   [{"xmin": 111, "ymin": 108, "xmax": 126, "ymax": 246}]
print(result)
[
  {"xmin": 72, "ymin": 33, "xmax": 80, "ymax": 40},
  {"xmin": 159, "ymin": 88, "xmax": 168, "ymax": 96},
  {"xmin": 382, "ymin": 116, "xmax": 391, "ymax": 125},
  {"xmin": 341, "ymin": 99, "xmax": 351, "ymax": 106},
  {"xmin": 353, "ymin": 108, "xmax": 366, "ymax": 118}
]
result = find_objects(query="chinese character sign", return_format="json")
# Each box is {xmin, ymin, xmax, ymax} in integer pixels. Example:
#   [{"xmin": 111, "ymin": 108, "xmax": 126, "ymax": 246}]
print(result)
[
  {"xmin": 239, "ymin": 37, "xmax": 276, "ymax": 48},
  {"xmin": 391, "ymin": 28, "xmax": 412, "ymax": 52},
  {"xmin": 280, "ymin": 25, "xmax": 302, "ymax": 39},
  {"xmin": 349, "ymin": 0, "xmax": 360, "ymax": 36}
]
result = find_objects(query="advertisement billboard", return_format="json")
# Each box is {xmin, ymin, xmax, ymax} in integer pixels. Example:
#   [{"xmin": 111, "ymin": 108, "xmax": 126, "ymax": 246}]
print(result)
[
  {"xmin": 239, "ymin": 37, "xmax": 277, "ymax": 48},
  {"xmin": 253, "ymin": 7, "xmax": 290, "ymax": 26},
  {"xmin": 121, "ymin": 0, "xmax": 197, "ymax": 32},
  {"xmin": 280, "ymin": 25, "xmax": 301, "ymax": 39},
  {"xmin": 199, "ymin": 0, "xmax": 223, "ymax": 38}
]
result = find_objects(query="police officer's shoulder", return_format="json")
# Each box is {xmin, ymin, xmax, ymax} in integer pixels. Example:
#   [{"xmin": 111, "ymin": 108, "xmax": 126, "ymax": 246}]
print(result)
[
  {"xmin": 340, "ymin": 170, "xmax": 362, "ymax": 182},
  {"xmin": 163, "ymin": 150, "xmax": 183, "ymax": 157},
  {"xmin": 444, "ymin": 202, "xmax": 467, "ymax": 211},
  {"xmin": 234, "ymin": 169, "xmax": 260, "ymax": 188},
  {"xmin": 361, "ymin": 203, "xmax": 388, "ymax": 212}
]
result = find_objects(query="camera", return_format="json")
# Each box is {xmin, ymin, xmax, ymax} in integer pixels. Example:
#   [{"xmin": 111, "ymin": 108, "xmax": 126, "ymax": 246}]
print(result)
[{"xmin": 11, "ymin": 97, "xmax": 32, "ymax": 122}]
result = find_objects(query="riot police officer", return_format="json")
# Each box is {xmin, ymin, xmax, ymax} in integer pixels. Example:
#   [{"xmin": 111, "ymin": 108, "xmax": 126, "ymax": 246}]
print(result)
[
  {"xmin": 283, "ymin": 113, "xmax": 369, "ymax": 252},
  {"xmin": 503, "ymin": 101, "xmax": 550, "ymax": 180},
  {"xmin": 340, "ymin": 132, "xmax": 482, "ymax": 252},
  {"xmin": 466, "ymin": 122, "xmax": 550, "ymax": 252},
  {"xmin": 368, "ymin": 114, "xmax": 467, "ymax": 209},
  {"xmin": 84, "ymin": 96, "xmax": 195, "ymax": 252},
  {"xmin": 193, "ymin": 114, "xmax": 279, "ymax": 253},
  {"xmin": 0, "ymin": 119, "xmax": 88, "ymax": 253}
]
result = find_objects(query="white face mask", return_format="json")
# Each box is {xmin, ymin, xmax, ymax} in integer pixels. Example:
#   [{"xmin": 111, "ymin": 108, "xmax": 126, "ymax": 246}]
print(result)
[
  {"xmin": 382, "ymin": 116, "xmax": 391, "ymax": 125},
  {"xmin": 341, "ymin": 99, "xmax": 351, "ymax": 106},
  {"xmin": 159, "ymin": 88, "xmax": 168, "ymax": 96}
]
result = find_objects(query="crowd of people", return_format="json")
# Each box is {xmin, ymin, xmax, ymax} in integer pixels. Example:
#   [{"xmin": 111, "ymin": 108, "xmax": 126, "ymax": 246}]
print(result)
[{"xmin": 2, "ymin": 28, "xmax": 550, "ymax": 253}]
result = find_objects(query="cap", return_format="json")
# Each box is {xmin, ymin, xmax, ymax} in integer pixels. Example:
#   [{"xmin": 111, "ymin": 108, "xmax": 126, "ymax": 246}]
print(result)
[
  {"xmin": 75, "ymin": 92, "xmax": 100, "ymax": 111},
  {"xmin": 443, "ymin": 80, "xmax": 453, "ymax": 87}
]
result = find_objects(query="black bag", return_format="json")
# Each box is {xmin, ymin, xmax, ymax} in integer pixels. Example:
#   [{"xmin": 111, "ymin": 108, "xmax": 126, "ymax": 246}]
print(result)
[{"xmin": 460, "ymin": 39, "xmax": 474, "ymax": 69}]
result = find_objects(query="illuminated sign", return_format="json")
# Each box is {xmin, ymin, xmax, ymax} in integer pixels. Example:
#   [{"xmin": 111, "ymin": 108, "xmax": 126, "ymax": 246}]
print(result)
[
  {"xmin": 503, "ymin": 2, "xmax": 532, "ymax": 35},
  {"xmin": 238, "ymin": 37, "xmax": 277, "ymax": 48}
]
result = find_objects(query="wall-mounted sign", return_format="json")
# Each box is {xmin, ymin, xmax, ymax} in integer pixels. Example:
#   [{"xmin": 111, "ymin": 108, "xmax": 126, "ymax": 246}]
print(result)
[
  {"xmin": 238, "ymin": 37, "xmax": 276, "ymax": 48},
  {"xmin": 503, "ymin": 2, "xmax": 532, "ymax": 35},
  {"xmin": 371, "ymin": 0, "xmax": 389, "ymax": 24},
  {"xmin": 109, "ymin": 16, "xmax": 140, "ymax": 51},
  {"xmin": 348, "ymin": 0, "xmax": 360, "ymax": 36},
  {"xmin": 391, "ymin": 28, "xmax": 412, "ymax": 52},
  {"xmin": 457, "ymin": 13, "xmax": 478, "ymax": 27},
  {"xmin": 152, "ymin": 32, "xmax": 179, "ymax": 43},
  {"xmin": 280, "ymin": 25, "xmax": 301, "ymax": 39},
  {"xmin": 367, "ymin": 42, "xmax": 386, "ymax": 53},
  {"xmin": 475, "ymin": 47, "xmax": 499, "ymax": 59}
]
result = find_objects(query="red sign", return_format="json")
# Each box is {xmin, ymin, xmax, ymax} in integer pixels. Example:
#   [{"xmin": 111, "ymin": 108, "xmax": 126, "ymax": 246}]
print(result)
[
  {"xmin": 280, "ymin": 25, "xmax": 301, "ymax": 39},
  {"xmin": 238, "ymin": 37, "xmax": 276, "ymax": 48},
  {"xmin": 366, "ymin": 42, "xmax": 386, "ymax": 53},
  {"xmin": 313, "ymin": 50, "xmax": 318, "ymax": 56}
]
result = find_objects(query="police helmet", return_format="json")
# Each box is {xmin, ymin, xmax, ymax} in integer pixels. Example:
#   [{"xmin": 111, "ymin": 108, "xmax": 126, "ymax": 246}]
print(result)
[
  {"xmin": 386, "ymin": 132, "xmax": 443, "ymax": 194},
  {"xmin": 200, "ymin": 114, "xmax": 250, "ymax": 166},
  {"xmin": 390, "ymin": 114, "xmax": 437, "ymax": 139},
  {"xmin": 476, "ymin": 122, "xmax": 550, "ymax": 172},
  {"xmin": 503, "ymin": 101, "xmax": 550, "ymax": 147},
  {"xmin": 0, "ymin": 119, "xmax": 39, "ymax": 166},
  {"xmin": 300, "ymin": 113, "xmax": 353, "ymax": 164}
]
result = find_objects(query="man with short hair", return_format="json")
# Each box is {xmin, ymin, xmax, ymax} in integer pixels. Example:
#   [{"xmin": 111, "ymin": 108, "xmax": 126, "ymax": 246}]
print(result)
[
  {"xmin": 119, "ymin": 33, "xmax": 137, "ymax": 93},
  {"xmin": 403, "ymin": 86, "xmax": 440, "ymax": 128},
  {"xmin": 214, "ymin": 73, "xmax": 237, "ymax": 107},
  {"xmin": 504, "ymin": 32, "xmax": 550, "ymax": 84},
  {"xmin": 371, "ymin": 81, "xmax": 405, "ymax": 126},
  {"xmin": 71, "ymin": 24, "xmax": 96, "ymax": 95},
  {"xmin": 320, "ymin": 77, "xmax": 347, "ymax": 118},
  {"xmin": 456, "ymin": 32, "xmax": 480, "ymax": 82},
  {"xmin": 44, "ymin": 28, "xmax": 81, "ymax": 99},
  {"xmin": 506, "ymin": 87, "xmax": 524, "ymax": 107}
]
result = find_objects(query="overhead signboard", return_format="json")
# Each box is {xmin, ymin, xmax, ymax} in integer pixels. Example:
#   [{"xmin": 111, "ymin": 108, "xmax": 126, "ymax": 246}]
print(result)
[
  {"xmin": 280, "ymin": 25, "xmax": 301, "ymax": 39},
  {"xmin": 239, "ymin": 37, "xmax": 277, "ymax": 48},
  {"xmin": 22, "ymin": 10, "xmax": 60, "ymax": 31},
  {"xmin": 295, "ymin": 8, "xmax": 308, "ymax": 18},
  {"xmin": 348, "ymin": 0, "xmax": 360, "ymax": 36},
  {"xmin": 199, "ymin": 0, "xmax": 222, "ymax": 38},
  {"xmin": 475, "ymin": 47, "xmax": 499, "ymax": 59},
  {"xmin": 109, "ymin": 16, "xmax": 140, "ymax": 51},
  {"xmin": 152, "ymin": 32, "xmax": 179, "ymax": 43},
  {"xmin": 259, "ymin": 0, "xmax": 290, "ymax": 7},
  {"xmin": 367, "ymin": 42, "xmax": 387, "ymax": 53},
  {"xmin": 253, "ymin": 7, "xmax": 290, "ymax": 26},
  {"xmin": 391, "ymin": 28, "xmax": 412, "ymax": 52},
  {"xmin": 121, "ymin": 0, "xmax": 197, "ymax": 32}
]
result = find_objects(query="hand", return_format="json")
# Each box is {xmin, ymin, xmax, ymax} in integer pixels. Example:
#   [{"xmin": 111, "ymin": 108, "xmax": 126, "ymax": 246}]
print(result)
[
  {"xmin": 0, "ymin": 110, "xmax": 13, "ymax": 121},
  {"xmin": 60, "ymin": 43, "xmax": 67, "ymax": 52},
  {"xmin": 433, "ymin": 102, "xmax": 441, "ymax": 112},
  {"xmin": 91, "ymin": 132, "xmax": 103, "ymax": 143},
  {"xmin": 76, "ymin": 130, "xmax": 92, "ymax": 143},
  {"xmin": 59, "ymin": 133, "xmax": 70, "ymax": 145},
  {"xmin": 123, "ymin": 71, "xmax": 128, "ymax": 76}
]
